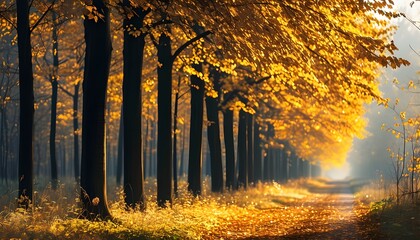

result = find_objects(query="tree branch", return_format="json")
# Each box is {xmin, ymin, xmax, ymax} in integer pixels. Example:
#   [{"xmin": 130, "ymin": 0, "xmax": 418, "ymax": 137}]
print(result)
[
  {"xmin": 30, "ymin": 0, "xmax": 57, "ymax": 33},
  {"xmin": 171, "ymin": 30, "xmax": 212, "ymax": 62}
]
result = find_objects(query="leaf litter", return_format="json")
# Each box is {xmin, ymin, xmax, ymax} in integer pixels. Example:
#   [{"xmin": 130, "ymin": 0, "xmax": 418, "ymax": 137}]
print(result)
[{"xmin": 0, "ymin": 178, "xmax": 379, "ymax": 239}]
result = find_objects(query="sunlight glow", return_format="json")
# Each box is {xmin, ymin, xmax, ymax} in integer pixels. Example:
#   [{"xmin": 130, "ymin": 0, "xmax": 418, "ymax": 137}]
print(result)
[{"xmin": 324, "ymin": 162, "xmax": 351, "ymax": 180}]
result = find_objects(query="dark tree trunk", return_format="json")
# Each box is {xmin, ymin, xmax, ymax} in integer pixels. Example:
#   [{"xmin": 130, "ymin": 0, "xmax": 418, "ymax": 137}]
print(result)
[
  {"xmin": 172, "ymin": 75, "xmax": 182, "ymax": 197},
  {"xmin": 223, "ymin": 109, "xmax": 235, "ymax": 190},
  {"xmin": 188, "ymin": 63, "xmax": 204, "ymax": 196},
  {"xmin": 237, "ymin": 110, "xmax": 248, "ymax": 189},
  {"xmin": 73, "ymin": 82, "xmax": 80, "ymax": 183},
  {"xmin": 298, "ymin": 158, "xmax": 304, "ymax": 179},
  {"xmin": 179, "ymin": 120, "xmax": 186, "ymax": 176},
  {"xmin": 280, "ymin": 148, "xmax": 288, "ymax": 182},
  {"xmin": 253, "ymin": 120, "xmax": 262, "ymax": 182},
  {"xmin": 289, "ymin": 152, "xmax": 297, "ymax": 179},
  {"xmin": 0, "ymin": 108, "xmax": 4, "ymax": 183},
  {"xmin": 246, "ymin": 113, "xmax": 254, "ymax": 185},
  {"xmin": 116, "ymin": 107, "xmax": 123, "ymax": 185},
  {"xmin": 206, "ymin": 68, "xmax": 223, "ymax": 193},
  {"xmin": 143, "ymin": 116, "xmax": 148, "ymax": 178},
  {"xmin": 80, "ymin": 0, "xmax": 112, "ymax": 219},
  {"xmin": 122, "ymin": 4, "xmax": 148, "ymax": 210},
  {"xmin": 263, "ymin": 149, "xmax": 269, "ymax": 182},
  {"xmin": 16, "ymin": 0, "xmax": 34, "ymax": 207},
  {"xmin": 157, "ymin": 32, "xmax": 173, "ymax": 207},
  {"xmin": 50, "ymin": 11, "xmax": 59, "ymax": 189},
  {"xmin": 149, "ymin": 119, "xmax": 156, "ymax": 178}
]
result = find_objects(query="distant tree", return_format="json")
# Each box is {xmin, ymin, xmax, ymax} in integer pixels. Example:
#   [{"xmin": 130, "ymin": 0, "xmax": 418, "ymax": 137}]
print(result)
[
  {"xmin": 80, "ymin": 0, "xmax": 112, "ymax": 219},
  {"xmin": 223, "ymin": 108, "xmax": 236, "ymax": 189},
  {"xmin": 253, "ymin": 119, "xmax": 263, "ymax": 182},
  {"xmin": 237, "ymin": 109, "xmax": 248, "ymax": 189},
  {"xmin": 49, "ymin": 9, "xmax": 59, "ymax": 189}
]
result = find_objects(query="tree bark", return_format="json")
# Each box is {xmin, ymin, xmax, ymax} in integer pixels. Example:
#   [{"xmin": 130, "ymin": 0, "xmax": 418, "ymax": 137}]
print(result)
[
  {"xmin": 188, "ymin": 63, "xmax": 204, "ymax": 196},
  {"xmin": 280, "ymin": 148, "xmax": 288, "ymax": 182},
  {"xmin": 173, "ymin": 76, "xmax": 181, "ymax": 197},
  {"xmin": 206, "ymin": 97, "xmax": 223, "ymax": 192},
  {"xmin": 116, "ymin": 107, "xmax": 123, "ymax": 185},
  {"xmin": 80, "ymin": 0, "xmax": 112, "ymax": 219},
  {"xmin": 122, "ymin": 4, "xmax": 148, "ymax": 210},
  {"xmin": 223, "ymin": 109, "xmax": 235, "ymax": 190},
  {"xmin": 253, "ymin": 120, "xmax": 262, "ymax": 182},
  {"xmin": 246, "ymin": 113, "xmax": 254, "ymax": 185},
  {"xmin": 157, "ymin": 32, "xmax": 173, "ymax": 207},
  {"xmin": 205, "ymin": 69, "xmax": 223, "ymax": 193},
  {"xmin": 49, "ymin": 11, "xmax": 59, "ymax": 189},
  {"xmin": 73, "ymin": 82, "xmax": 80, "ymax": 183},
  {"xmin": 16, "ymin": 0, "xmax": 34, "ymax": 207},
  {"xmin": 237, "ymin": 110, "xmax": 248, "ymax": 189}
]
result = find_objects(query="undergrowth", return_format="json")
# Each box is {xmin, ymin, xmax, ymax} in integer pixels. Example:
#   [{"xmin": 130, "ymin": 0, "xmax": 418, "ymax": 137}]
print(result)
[{"xmin": 0, "ymin": 178, "xmax": 308, "ymax": 239}]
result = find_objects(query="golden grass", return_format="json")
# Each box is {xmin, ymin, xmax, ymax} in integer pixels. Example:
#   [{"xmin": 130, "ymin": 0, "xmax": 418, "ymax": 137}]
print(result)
[{"xmin": 0, "ymin": 178, "xmax": 310, "ymax": 240}]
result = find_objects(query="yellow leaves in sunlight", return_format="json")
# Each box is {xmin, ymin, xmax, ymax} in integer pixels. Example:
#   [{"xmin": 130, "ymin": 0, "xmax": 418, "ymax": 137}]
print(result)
[
  {"xmin": 408, "ymin": 80, "xmax": 416, "ymax": 89},
  {"xmin": 83, "ymin": 4, "xmax": 104, "ymax": 23},
  {"xmin": 400, "ymin": 111, "xmax": 406, "ymax": 120}
]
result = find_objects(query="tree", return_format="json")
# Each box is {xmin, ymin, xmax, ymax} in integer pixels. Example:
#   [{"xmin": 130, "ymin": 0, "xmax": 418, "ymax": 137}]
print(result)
[
  {"xmin": 237, "ymin": 109, "xmax": 248, "ymax": 188},
  {"xmin": 80, "ymin": 0, "xmax": 112, "ymax": 219},
  {"xmin": 49, "ymin": 9, "xmax": 59, "ymax": 189},
  {"xmin": 206, "ymin": 67, "xmax": 223, "ymax": 192},
  {"xmin": 121, "ymin": 1, "xmax": 150, "ymax": 210},
  {"xmin": 16, "ymin": 0, "xmax": 35, "ymax": 208},
  {"xmin": 223, "ymin": 109, "xmax": 235, "ymax": 189},
  {"xmin": 156, "ymin": 30, "xmax": 173, "ymax": 207},
  {"xmin": 187, "ymin": 62, "xmax": 204, "ymax": 196}
]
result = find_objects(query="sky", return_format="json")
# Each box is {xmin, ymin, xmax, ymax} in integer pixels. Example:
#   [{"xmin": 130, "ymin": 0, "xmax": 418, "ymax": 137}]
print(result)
[{"xmin": 326, "ymin": 2, "xmax": 420, "ymax": 180}]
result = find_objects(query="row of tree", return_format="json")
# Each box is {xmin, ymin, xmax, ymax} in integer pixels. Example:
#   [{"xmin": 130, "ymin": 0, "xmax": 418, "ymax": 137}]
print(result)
[{"xmin": 2, "ymin": 0, "xmax": 408, "ymax": 219}]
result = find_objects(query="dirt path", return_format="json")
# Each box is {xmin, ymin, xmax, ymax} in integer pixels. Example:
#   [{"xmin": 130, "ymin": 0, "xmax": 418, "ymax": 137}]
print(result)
[{"xmin": 205, "ymin": 191, "xmax": 379, "ymax": 239}]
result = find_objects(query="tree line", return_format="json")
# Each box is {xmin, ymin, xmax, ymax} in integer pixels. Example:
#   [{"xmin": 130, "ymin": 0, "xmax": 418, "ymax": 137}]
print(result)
[{"xmin": 0, "ymin": 0, "xmax": 408, "ymax": 219}]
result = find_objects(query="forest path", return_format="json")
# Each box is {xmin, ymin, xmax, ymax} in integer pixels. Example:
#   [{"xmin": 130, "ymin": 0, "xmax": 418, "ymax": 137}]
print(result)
[{"xmin": 204, "ymin": 182, "xmax": 379, "ymax": 239}]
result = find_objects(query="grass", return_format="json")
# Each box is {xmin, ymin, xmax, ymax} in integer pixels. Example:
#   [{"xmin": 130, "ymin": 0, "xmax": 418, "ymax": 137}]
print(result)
[
  {"xmin": 0, "ymin": 177, "xmax": 309, "ymax": 239},
  {"xmin": 3, "ymin": 177, "xmax": 418, "ymax": 239},
  {"xmin": 355, "ymin": 180, "xmax": 420, "ymax": 240}
]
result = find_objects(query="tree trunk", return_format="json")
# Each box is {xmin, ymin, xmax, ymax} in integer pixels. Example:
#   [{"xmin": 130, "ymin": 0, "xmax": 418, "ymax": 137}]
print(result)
[
  {"xmin": 122, "ymin": 4, "xmax": 148, "ymax": 210},
  {"xmin": 253, "ymin": 120, "xmax": 262, "ymax": 182},
  {"xmin": 16, "ymin": 0, "xmax": 34, "ymax": 208},
  {"xmin": 116, "ymin": 107, "xmax": 123, "ymax": 185},
  {"xmin": 206, "ymin": 68, "xmax": 223, "ymax": 193},
  {"xmin": 237, "ymin": 110, "xmax": 248, "ymax": 189},
  {"xmin": 205, "ymin": 102, "xmax": 223, "ymax": 192},
  {"xmin": 157, "ymin": 32, "xmax": 173, "ymax": 207},
  {"xmin": 188, "ymin": 63, "xmax": 204, "ymax": 196},
  {"xmin": 179, "ymin": 119, "xmax": 186, "ymax": 176},
  {"xmin": 0, "ymin": 108, "xmax": 5, "ymax": 183},
  {"xmin": 280, "ymin": 148, "xmax": 288, "ymax": 182},
  {"xmin": 73, "ymin": 82, "xmax": 80, "ymax": 183},
  {"xmin": 223, "ymin": 109, "xmax": 235, "ymax": 190},
  {"xmin": 149, "ymin": 118, "xmax": 155, "ymax": 178},
  {"xmin": 80, "ymin": 0, "xmax": 112, "ymax": 219},
  {"xmin": 173, "ymin": 76, "xmax": 181, "ymax": 197},
  {"xmin": 143, "ymin": 116, "xmax": 148, "ymax": 178},
  {"xmin": 246, "ymin": 113, "xmax": 254, "ymax": 185},
  {"xmin": 49, "ymin": 11, "xmax": 59, "ymax": 189}
]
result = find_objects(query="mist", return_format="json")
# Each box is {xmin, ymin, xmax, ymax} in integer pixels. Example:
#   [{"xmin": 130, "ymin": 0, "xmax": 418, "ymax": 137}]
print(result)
[{"xmin": 348, "ymin": 3, "xmax": 420, "ymax": 180}]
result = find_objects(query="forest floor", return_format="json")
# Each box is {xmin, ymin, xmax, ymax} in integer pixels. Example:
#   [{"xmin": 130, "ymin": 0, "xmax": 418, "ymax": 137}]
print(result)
[{"xmin": 0, "ymin": 178, "xmax": 419, "ymax": 239}]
